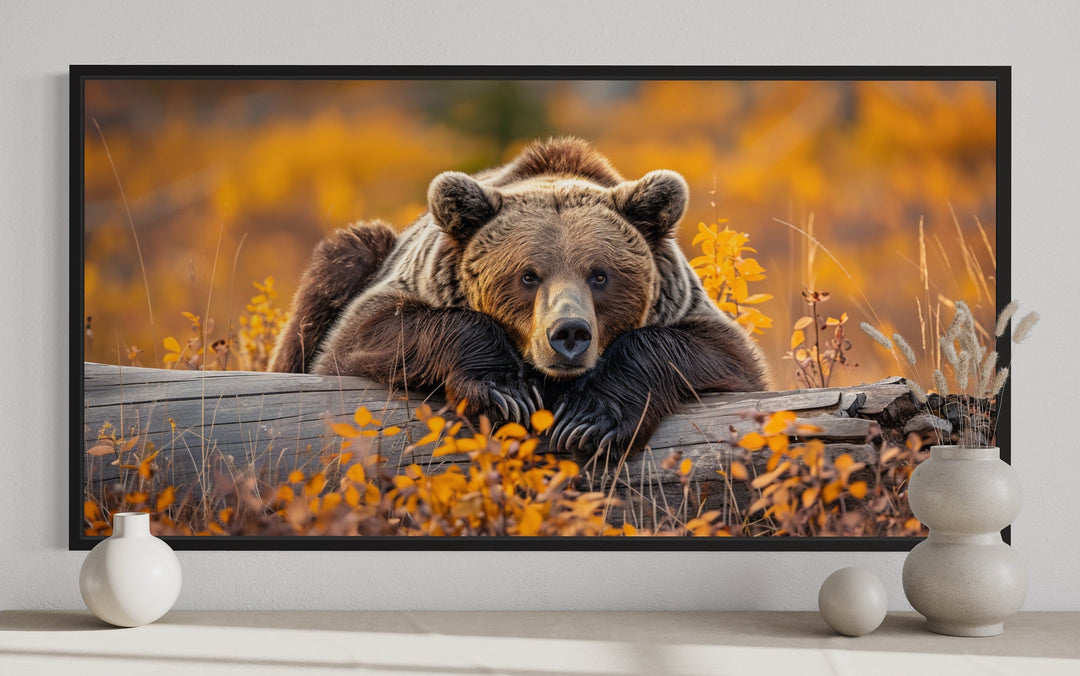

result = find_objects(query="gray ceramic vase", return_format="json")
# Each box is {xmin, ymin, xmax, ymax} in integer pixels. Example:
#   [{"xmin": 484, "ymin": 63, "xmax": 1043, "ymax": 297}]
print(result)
[{"xmin": 902, "ymin": 446, "xmax": 1027, "ymax": 637}]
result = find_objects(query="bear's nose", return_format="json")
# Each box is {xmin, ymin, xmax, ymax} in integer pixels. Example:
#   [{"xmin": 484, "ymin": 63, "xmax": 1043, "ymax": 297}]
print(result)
[{"xmin": 547, "ymin": 318, "xmax": 592, "ymax": 362}]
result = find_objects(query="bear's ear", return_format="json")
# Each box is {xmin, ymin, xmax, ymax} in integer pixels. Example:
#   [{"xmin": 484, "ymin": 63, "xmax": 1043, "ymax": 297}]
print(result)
[
  {"xmin": 611, "ymin": 170, "xmax": 689, "ymax": 245},
  {"xmin": 427, "ymin": 172, "xmax": 503, "ymax": 242}
]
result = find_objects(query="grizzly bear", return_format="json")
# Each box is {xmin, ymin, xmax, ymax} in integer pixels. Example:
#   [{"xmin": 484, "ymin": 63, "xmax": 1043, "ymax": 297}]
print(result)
[{"xmin": 269, "ymin": 137, "xmax": 767, "ymax": 457}]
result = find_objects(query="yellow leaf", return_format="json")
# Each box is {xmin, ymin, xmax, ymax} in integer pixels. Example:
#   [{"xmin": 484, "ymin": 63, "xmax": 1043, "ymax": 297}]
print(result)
[
  {"xmin": 680, "ymin": 458, "xmax": 692, "ymax": 475},
  {"xmin": 162, "ymin": 353, "xmax": 180, "ymax": 363},
  {"xmin": 738, "ymin": 431, "xmax": 766, "ymax": 451},
  {"xmin": 382, "ymin": 426, "xmax": 401, "ymax": 437},
  {"xmin": 354, "ymin": 407, "xmax": 372, "ymax": 427},
  {"xmin": 791, "ymin": 329, "xmax": 805, "ymax": 350},
  {"xmin": 531, "ymin": 409, "xmax": 554, "ymax": 433},
  {"xmin": 801, "ymin": 486, "xmax": 819, "ymax": 508},
  {"xmin": 427, "ymin": 416, "xmax": 446, "ymax": 433},
  {"xmin": 794, "ymin": 316, "xmax": 814, "ymax": 330},
  {"xmin": 834, "ymin": 453, "xmax": 854, "ymax": 471},
  {"xmin": 742, "ymin": 293, "xmax": 773, "ymax": 304},
  {"xmin": 731, "ymin": 278, "xmax": 748, "ymax": 303},
  {"xmin": 163, "ymin": 336, "xmax": 181, "ymax": 352},
  {"xmin": 332, "ymin": 422, "xmax": 359, "ymax": 438},
  {"xmin": 730, "ymin": 461, "xmax": 749, "ymax": 481}
]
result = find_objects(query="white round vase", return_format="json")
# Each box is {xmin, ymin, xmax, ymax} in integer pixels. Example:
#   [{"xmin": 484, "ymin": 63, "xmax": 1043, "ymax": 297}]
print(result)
[
  {"xmin": 79, "ymin": 512, "xmax": 182, "ymax": 627},
  {"xmin": 902, "ymin": 446, "xmax": 1027, "ymax": 637}
]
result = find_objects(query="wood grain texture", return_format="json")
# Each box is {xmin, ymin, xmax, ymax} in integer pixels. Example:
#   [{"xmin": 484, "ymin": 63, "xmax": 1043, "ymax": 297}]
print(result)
[{"xmin": 83, "ymin": 362, "xmax": 927, "ymax": 522}]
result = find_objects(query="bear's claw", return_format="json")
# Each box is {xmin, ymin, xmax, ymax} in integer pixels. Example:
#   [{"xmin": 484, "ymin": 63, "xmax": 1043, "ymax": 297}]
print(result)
[{"xmin": 548, "ymin": 385, "xmax": 631, "ymax": 458}]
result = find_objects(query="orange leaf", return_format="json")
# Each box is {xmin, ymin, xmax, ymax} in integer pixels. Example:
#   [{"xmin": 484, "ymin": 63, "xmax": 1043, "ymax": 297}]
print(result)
[
  {"xmin": 763, "ymin": 411, "xmax": 797, "ymax": 436},
  {"xmin": 738, "ymin": 431, "xmax": 765, "ymax": 451},
  {"xmin": 494, "ymin": 422, "xmax": 527, "ymax": 440},
  {"xmin": 124, "ymin": 491, "xmax": 149, "ymax": 504},
  {"xmin": 730, "ymin": 461, "xmax": 749, "ymax": 481},
  {"xmin": 822, "ymin": 480, "xmax": 843, "ymax": 503},
  {"xmin": 801, "ymin": 485, "xmax": 819, "ymax": 508},
  {"xmin": 346, "ymin": 464, "xmax": 365, "ymax": 484},
  {"xmin": 767, "ymin": 434, "xmax": 789, "ymax": 454},
  {"xmin": 354, "ymin": 407, "xmax": 372, "ymax": 427},
  {"xmin": 751, "ymin": 461, "xmax": 790, "ymax": 489},
  {"xmin": 163, "ymin": 336, "xmax": 181, "ymax": 352},
  {"xmin": 344, "ymin": 485, "xmax": 360, "ymax": 507},
  {"xmin": 834, "ymin": 453, "xmax": 854, "ymax": 471},
  {"xmin": 288, "ymin": 470, "xmax": 304, "ymax": 483},
  {"xmin": 849, "ymin": 481, "xmax": 868, "ymax": 499},
  {"xmin": 680, "ymin": 458, "xmax": 692, "ymax": 475},
  {"xmin": 332, "ymin": 422, "xmax": 359, "ymax": 438},
  {"xmin": 155, "ymin": 486, "xmax": 176, "ymax": 512},
  {"xmin": 84, "ymin": 501, "xmax": 100, "ymax": 521},
  {"xmin": 531, "ymin": 409, "xmax": 554, "ymax": 433},
  {"xmin": 382, "ymin": 426, "xmax": 401, "ymax": 437}
]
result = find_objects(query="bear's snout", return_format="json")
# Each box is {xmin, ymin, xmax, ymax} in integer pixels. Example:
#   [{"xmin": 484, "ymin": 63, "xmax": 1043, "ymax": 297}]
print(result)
[{"xmin": 547, "ymin": 318, "xmax": 592, "ymax": 362}]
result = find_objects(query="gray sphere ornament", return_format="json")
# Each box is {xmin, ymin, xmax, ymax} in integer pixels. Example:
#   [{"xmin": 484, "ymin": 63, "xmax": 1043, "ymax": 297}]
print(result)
[{"xmin": 818, "ymin": 567, "xmax": 888, "ymax": 636}]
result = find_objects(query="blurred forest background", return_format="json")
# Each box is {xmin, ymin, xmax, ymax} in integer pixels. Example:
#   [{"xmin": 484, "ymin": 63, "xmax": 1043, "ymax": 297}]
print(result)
[{"xmin": 83, "ymin": 79, "xmax": 996, "ymax": 389}]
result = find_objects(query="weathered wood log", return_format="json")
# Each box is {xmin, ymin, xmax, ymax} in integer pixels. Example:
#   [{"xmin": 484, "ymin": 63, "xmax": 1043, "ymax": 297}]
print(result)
[{"xmin": 82, "ymin": 362, "xmax": 940, "ymax": 526}]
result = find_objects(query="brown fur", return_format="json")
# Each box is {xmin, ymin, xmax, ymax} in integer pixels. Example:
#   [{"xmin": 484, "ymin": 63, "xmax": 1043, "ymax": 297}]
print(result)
[
  {"xmin": 276, "ymin": 137, "xmax": 768, "ymax": 456},
  {"xmin": 268, "ymin": 221, "xmax": 396, "ymax": 373}
]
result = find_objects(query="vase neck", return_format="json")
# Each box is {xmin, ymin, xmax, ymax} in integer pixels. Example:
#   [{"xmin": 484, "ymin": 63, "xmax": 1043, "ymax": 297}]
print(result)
[
  {"xmin": 930, "ymin": 445, "xmax": 1000, "ymax": 461},
  {"xmin": 112, "ymin": 512, "xmax": 151, "ymax": 537}
]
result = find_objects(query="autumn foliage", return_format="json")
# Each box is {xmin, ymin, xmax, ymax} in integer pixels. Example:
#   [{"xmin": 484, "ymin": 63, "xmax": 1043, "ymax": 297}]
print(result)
[{"xmin": 82, "ymin": 78, "xmax": 996, "ymax": 538}]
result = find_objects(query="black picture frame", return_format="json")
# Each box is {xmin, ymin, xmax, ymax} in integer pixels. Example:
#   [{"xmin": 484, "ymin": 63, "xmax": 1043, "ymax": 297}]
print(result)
[{"xmin": 70, "ymin": 65, "xmax": 1011, "ymax": 551}]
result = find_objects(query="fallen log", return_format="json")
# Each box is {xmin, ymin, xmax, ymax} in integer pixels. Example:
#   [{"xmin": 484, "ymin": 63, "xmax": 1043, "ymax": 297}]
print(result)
[{"xmin": 82, "ymin": 362, "xmax": 940, "ymax": 527}]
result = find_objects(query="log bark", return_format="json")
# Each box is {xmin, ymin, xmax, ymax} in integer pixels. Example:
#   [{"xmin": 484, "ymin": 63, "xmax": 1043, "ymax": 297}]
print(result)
[{"xmin": 82, "ymin": 362, "xmax": 938, "ymax": 526}]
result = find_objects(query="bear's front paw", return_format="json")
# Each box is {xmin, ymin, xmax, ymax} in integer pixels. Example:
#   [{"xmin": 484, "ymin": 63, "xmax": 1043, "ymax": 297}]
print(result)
[
  {"xmin": 448, "ymin": 371, "xmax": 544, "ymax": 427},
  {"xmin": 549, "ymin": 382, "xmax": 642, "ymax": 459}
]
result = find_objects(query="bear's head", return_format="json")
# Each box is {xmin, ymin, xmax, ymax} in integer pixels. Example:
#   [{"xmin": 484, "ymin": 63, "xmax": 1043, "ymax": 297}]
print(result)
[{"xmin": 427, "ymin": 165, "xmax": 688, "ymax": 380}]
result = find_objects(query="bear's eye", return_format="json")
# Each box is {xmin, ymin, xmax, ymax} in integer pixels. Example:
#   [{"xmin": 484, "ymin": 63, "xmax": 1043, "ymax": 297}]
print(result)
[
  {"xmin": 589, "ymin": 270, "xmax": 608, "ymax": 287},
  {"xmin": 521, "ymin": 271, "xmax": 540, "ymax": 287}
]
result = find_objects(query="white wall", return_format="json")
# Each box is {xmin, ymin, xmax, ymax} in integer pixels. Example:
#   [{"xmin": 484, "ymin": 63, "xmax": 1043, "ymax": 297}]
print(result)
[{"xmin": 1, "ymin": 0, "xmax": 1077, "ymax": 611}]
